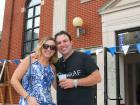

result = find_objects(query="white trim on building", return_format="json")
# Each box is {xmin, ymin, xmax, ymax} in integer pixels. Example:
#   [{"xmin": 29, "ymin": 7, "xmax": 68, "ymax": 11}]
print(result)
[{"xmin": 99, "ymin": 0, "xmax": 140, "ymax": 105}]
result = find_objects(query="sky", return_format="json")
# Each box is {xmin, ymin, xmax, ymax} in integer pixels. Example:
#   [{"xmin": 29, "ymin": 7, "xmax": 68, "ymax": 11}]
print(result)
[{"xmin": 0, "ymin": 0, "xmax": 6, "ymax": 31}]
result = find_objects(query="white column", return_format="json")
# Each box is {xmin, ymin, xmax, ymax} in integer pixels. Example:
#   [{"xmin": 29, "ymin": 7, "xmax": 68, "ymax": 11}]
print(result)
[
  {"xmin": 97, "ymin": 52, "xmax": 104, "ymax": 105},
  {"xmin": 53, "ymin": 0, "xmax": 67, "ymax": 36},
  {"xmin": 51, "ymin": 0, "xmax": 67, "ymax": 103}
]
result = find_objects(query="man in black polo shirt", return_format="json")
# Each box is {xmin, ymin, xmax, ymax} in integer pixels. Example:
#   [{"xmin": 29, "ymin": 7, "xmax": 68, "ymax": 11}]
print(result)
[{"xmin": 54, "ymin": 31, "xmax": 101, "ymax": 105}]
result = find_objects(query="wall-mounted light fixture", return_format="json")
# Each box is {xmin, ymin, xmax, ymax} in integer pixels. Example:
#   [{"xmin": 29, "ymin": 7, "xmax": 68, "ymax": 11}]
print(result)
[{"xmin": 72, "ymin": 17, "xmax": 86, "ymax": 38}]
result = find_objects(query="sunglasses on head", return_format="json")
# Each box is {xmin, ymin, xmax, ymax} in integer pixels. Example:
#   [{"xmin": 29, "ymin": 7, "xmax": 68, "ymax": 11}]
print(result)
[{"xmin": 42, "ymin": 44, "xmax": 56, "ymax": 50}]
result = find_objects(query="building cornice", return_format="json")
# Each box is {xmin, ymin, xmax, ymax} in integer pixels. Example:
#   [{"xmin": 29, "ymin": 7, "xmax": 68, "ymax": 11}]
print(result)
[{"xmin": 99, "ymin": 0, "xmax": 140, "ymax": 15}]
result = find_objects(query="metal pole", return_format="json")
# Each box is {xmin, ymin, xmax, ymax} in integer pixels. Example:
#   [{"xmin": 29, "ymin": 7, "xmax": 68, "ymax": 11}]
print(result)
[
  {"xmin": 104, "ymin": 47, "xmax": 108, "ymax": 105},
  {"xmin": 115, "ymin": 53, "xmax": 121, "ymax": 105}
]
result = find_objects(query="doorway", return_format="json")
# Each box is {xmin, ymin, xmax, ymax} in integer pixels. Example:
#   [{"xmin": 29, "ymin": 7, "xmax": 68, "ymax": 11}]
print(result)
[{"xmin": 124, "ymin": 54, "xmax": 140, "ymax": 105}]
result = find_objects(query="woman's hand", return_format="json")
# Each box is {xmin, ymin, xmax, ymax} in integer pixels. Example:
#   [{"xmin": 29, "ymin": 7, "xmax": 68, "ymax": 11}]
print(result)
[
  {"xmin": 27, "ymin": 96, "xmax": 39, "ymax": 105},
  {"xmin": 30, "ymin": 53, "xmax": 38, "ymax": 59}
]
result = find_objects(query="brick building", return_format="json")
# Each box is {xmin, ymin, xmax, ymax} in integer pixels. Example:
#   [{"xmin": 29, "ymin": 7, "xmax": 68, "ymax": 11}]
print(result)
[
  {"xmin": 0, "ymin": 0, "xmax": 108, "ymax": 104},
  {"xmin": 1, "ymin": 0, "xmax": 140, "ymax": 105}
]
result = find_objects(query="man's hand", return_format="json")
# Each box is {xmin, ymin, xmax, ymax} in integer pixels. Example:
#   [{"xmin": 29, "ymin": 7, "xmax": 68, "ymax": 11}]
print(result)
[{"xmin": 59, "ymin": 79, "xmax": 74, "ymax": 89}]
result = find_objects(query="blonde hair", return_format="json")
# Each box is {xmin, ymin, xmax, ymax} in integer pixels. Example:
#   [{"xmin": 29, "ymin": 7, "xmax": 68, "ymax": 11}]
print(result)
[{"xmin": 35, "ymin": 37, "xmax": 58, "ymax": 64}]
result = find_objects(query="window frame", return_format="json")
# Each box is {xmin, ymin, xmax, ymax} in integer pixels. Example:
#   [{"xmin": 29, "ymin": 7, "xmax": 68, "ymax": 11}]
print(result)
[{"xmin": 22, "ymin": 1, "xmax": 41, "ymax": 57}]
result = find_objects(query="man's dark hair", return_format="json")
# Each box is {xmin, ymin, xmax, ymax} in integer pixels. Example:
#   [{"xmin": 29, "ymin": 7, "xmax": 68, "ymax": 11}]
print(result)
[{"xmin": 54, "ymin": 30, "xmax": 72, "ymax": 41}]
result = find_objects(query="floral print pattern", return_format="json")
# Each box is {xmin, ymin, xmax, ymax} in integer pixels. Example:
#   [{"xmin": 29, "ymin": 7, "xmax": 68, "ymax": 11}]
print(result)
[{"xmin": 19, "ymin": 60, "xmax": 55, "ymax": 105}]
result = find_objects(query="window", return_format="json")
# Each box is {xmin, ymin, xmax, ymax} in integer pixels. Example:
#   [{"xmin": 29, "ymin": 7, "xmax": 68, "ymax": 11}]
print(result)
[
  {"xmin": 116, "ymin": 27, "xmax": 140, "ymax": 52},
  {"xmin": 23, "ymin": 0, "xmax": 41, "ymax": 57},
  {"xmin": 118, "ymin": 31, "xmax": 140, "ymax": 46}
]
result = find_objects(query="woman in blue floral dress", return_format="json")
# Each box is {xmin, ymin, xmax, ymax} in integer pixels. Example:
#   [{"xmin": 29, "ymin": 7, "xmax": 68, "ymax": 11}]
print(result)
[{"xmin": 11, "ymin": 37, "xmax": 57, "ymax": 105}]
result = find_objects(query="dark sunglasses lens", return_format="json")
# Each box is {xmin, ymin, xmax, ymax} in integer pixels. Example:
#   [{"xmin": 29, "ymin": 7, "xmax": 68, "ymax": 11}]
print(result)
[
  {"xmin": 49, "ymin": 46, "xmax": 55, "ymax": 50},
  {"xmin": 43, "ymin": 44, "xmax": 49, "ymax": 49},
  {"xmin": 43, "ymin": 44, "xmax": 56, "ymax": 50}
]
